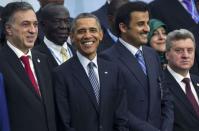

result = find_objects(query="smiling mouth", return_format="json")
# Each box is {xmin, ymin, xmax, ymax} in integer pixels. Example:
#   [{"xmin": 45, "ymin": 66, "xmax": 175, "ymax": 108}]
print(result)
[{"xmin": 81, "ymin": 41, "xmax": 94, "ymax": 45}]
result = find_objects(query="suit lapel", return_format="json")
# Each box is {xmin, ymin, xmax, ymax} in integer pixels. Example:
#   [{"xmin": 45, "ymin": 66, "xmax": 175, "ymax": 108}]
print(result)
[
  {"xmin": 115, "ymin": 43, "xmax": 147, "ymax": 88},
  {"xmin": 165, "ymin": 69, "xmax": 198, "ymax": 117},
  {"xmin": 191, "ymin": 76, "xmax": 199, "ymax": 101},
  {"xmin": 38, "ymin": 43, "xmax": 59, "ymax": 67},
  {"xmin": 97, "ymin": 58, "xmax": 111, "ymax": 116},
  {"xmin": 2, "ymin": 45, "xmax": 41, "ymax": 100},
  {"xmin": 143, "ymin": 46, "xmax": 159, "ymax": 111},
  {"xmin": 32, "ymin": 51, "xmax": 46, "ymax": 100},
  {"xmin": 71, "ymin": 56, "xmax": 99, "ymax": 112}
]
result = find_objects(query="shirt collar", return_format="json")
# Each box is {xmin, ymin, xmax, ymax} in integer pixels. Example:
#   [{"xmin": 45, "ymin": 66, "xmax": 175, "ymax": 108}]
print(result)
[
  {"xmin": 77, "ymin": 51, "xmax": 98, "ymax": 69},
  {"xmin": 44, "ymin": 36, "xmax": 68, "ymax": 53},
  {"xmin": 107, "ymin": 29, "xmax": 118, "ymax": 42},
  {"xmin": 7, "ymin": 40, "xmax": 32, "ymax": 59},
  {"xmin": 167, "ymin": 65, "xmax": 191, "ymax": 83},
  {"xmin": 119, "ymin": 37, "xmax": 143, "ymax": 56}
]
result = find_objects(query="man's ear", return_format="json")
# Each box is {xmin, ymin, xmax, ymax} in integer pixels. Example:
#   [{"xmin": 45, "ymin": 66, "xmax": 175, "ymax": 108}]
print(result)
[
  {"xmin": 5, "ymin": 24, "xmax": 12, "ymax": 36},
  {"xmin": 119, "ymin": 23, "xmax": 127, "ymax": 33}
]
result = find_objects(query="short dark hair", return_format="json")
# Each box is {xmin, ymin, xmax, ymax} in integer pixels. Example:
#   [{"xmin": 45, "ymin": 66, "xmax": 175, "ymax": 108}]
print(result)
[
  {"xmin": 115, "ymin": 1, "xmax": 149, "ymax": 36},
  {"xmin": 0, "ymin": 2, "xmax": 34, "ymax": 43},
  {"xmin": 70, "ymin": 13, "xmax": 102, "ymax": 34}
]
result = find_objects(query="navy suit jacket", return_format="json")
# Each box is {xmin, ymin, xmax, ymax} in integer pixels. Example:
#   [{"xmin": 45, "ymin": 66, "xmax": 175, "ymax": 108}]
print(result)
[
  {"xmin": 100, "ymin": 42, "xmax": 173, "ymax": 131},
  {"xmin": 53, "ymin": 55, "xmax": 129, "ymax": 131},
  {"xmin": 0, "ymin": 73, "xmax": 10, "ymax": 131},
  {"xmin": 0, "ymin": 44, "xmax": 57, "ymax": 131},
  {"xmin": 163, "ymin": 69, "xmax": 199, "ymax": 131},
  {"xmin": 149, "ymin": 0, "xmax": 197, "ymax": 32}
]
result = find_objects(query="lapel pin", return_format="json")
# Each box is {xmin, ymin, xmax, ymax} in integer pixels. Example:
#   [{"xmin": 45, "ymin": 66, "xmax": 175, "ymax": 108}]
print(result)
[
  {"xmin": 37, "ymin": 58, "xmax": 40, "ymax": 63},
  {"xmin": 104, "ymin": 71, "xmax": 108, "ymax": 74},
  {"xmin": 197, "ymin": 83, "xmax": 199, "ymax": 87}
]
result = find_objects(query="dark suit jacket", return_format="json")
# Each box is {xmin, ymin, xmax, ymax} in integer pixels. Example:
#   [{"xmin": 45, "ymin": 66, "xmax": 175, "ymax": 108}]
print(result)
[
  {"xmin": 0, "ymin": 73, "xmax": 10, "ymax": 131},
  {"xmin": 149, "ymin": 0, "xmax": 197, "ymax": 32},
  {"xmin": 33, "ymin": 41, "xmax": 75, "ymax": 70},
  {"xmin": 53, "ymin": 55, "xmax": 129, "ymax": 131},
  {"xmin": 163, "ymin": 69, "xmax": 199, "ymax": 131},
  {"xmin": 100, "ymin": 42, "xmax": 173, "ymax": 131},
  {"xmin": 0, "ymin": 44, "xmax": 57, "ymax": 131}
]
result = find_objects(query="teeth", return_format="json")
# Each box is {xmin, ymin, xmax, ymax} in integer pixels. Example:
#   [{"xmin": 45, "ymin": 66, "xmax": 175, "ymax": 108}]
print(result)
[{"xmin": 83, "ymin": 42, "xmax": 93, "ymax": 45}]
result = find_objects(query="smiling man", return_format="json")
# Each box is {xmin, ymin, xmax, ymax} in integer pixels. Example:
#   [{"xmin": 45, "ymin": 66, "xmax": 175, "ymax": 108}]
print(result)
[
  {"xmin": 53, "ymin": 13, "xmax": 129, "ymax": 131},
  {"xmin": 164, "ymin": 29, "xmax": 199, "ymax": 131},
  {"xmin": 0, "ymin": 2, "xmax": 56, "ymax": 131},
  {"xmin": 101, "ymin": 2, "xmax": 173, "ymax": 131}
]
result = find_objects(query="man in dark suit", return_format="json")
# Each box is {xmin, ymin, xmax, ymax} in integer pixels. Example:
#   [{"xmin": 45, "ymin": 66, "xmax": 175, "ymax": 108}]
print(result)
[
  {"xmin": 163, "ymin": 29, "xmax": 199, "ymax": 131},
  {"xmin": 53, "ymin": 13, "xmax": 129, "ymax": 131},
  {"xmin": 34, "ymin": 3, "xmax": 75, "ymax": 69},
  {"xmin": 101, "ymin": 2, "xmax": 173, "ymax": 131},
  {"xmin": 0, "ymin": 2, "xmax": 56, "ymax": 131}
]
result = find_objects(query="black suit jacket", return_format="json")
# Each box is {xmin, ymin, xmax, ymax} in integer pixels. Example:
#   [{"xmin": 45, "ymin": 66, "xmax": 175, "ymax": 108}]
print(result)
[
  {"xmin": 33, "ymin": 41, "xmax": 75, "ymax": 70},
  {"xmin": 53, "ymin": 55, "xmax": 128, "ymax": 131},
  {"xmin": 149, "ymin": 0, "xmax": 197, "ymax": 32},
  {"xmin": 163, "ymin": 69, "xmax": 199, "ymax": 131},
  {"xmin": 100, "ymin": 42, "xmax": 173, "ymax": 131},
  {"xmin": 0, "ymin": 44, "xmax": 57, "ymax": 131}
]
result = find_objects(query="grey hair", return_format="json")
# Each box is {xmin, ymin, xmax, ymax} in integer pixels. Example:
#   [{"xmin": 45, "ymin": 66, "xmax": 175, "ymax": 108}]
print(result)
[
  {"xmin": 70, "ymin": 13, "xmax": 102, "ymax": 33},
  {"xmin": 166, "ymin": 29, "xmax": 195, "ymax": 51}
]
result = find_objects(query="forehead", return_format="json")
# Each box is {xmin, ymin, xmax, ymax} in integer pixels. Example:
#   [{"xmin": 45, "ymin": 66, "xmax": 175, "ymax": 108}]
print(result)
[
  {"xmin": 12, "ymin": 10, "xmax": 37, "ymax": 23},
  {"xmin": 75, "ymin": 18, "xmax": 99, "ymax": 29},
  {"xmin": 130, "ymin": 11, "xmax": 149, "ymax": 23},
  {"xmin": 172, "ymin": 38, "xmax": 195, "ymax": 48},
  {"xmin": 154, "ymin": 27, "xmax": 166, "ymax": 32},
  {"xmin": 50, "ymin": 7, "xmax": 69, "ymax": 18}
]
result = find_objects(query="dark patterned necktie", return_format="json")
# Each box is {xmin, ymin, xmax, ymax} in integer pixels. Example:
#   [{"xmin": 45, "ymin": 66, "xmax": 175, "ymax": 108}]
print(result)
[
  {"xmin": 88, "ymin": 62, "xmax": 100, "ymax": 104},
  {"xmin": 182, "ymin": 78, "xmax": 199, "ymax": 117}
]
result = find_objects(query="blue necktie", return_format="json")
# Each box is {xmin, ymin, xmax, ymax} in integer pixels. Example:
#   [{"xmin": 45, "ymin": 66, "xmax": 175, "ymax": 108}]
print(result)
[
  {"xmin": 88, "ymin": 62, "xmax": 100, "ymax": 104},
  {"xmin": 182, "ymin": 0, "xmax": 199, "ymax": 23},
  {"xmin": 135, "ymin": 50, "xmax": 147, "ymax": 75}
]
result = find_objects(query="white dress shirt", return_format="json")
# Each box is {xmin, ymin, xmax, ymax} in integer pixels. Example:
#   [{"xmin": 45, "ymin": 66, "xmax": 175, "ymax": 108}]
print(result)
[
  {"xmin": 167, "ymin": 65, "xmax": 199, "ymax": 105},
  {"xmin": 44, "ymin": 37, "xmax": 73, "ymax": 65},
  {"xmin": 119, "ymin": 37, "xmax": 143, "ymax": 56},
  {"xmin": 76, "ymin": 51, "xmax": 100, "ymax": 84}
]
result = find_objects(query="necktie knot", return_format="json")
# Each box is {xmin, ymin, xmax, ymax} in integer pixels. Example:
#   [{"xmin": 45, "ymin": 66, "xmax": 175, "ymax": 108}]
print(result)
[
  {"xmin": 88, "ymin": 62, "xmax": 96, "ymax": 69},
  {"xmin": 182, "ymin": 78, "xmax": 190, "ymax": 86},
  {"xmin": 135, "ymin": 49, "xmax": 143, "ymax": 58},
  {"xmin": 20, "ymin": 55, "xmax": 30, "ymax": 65}
]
